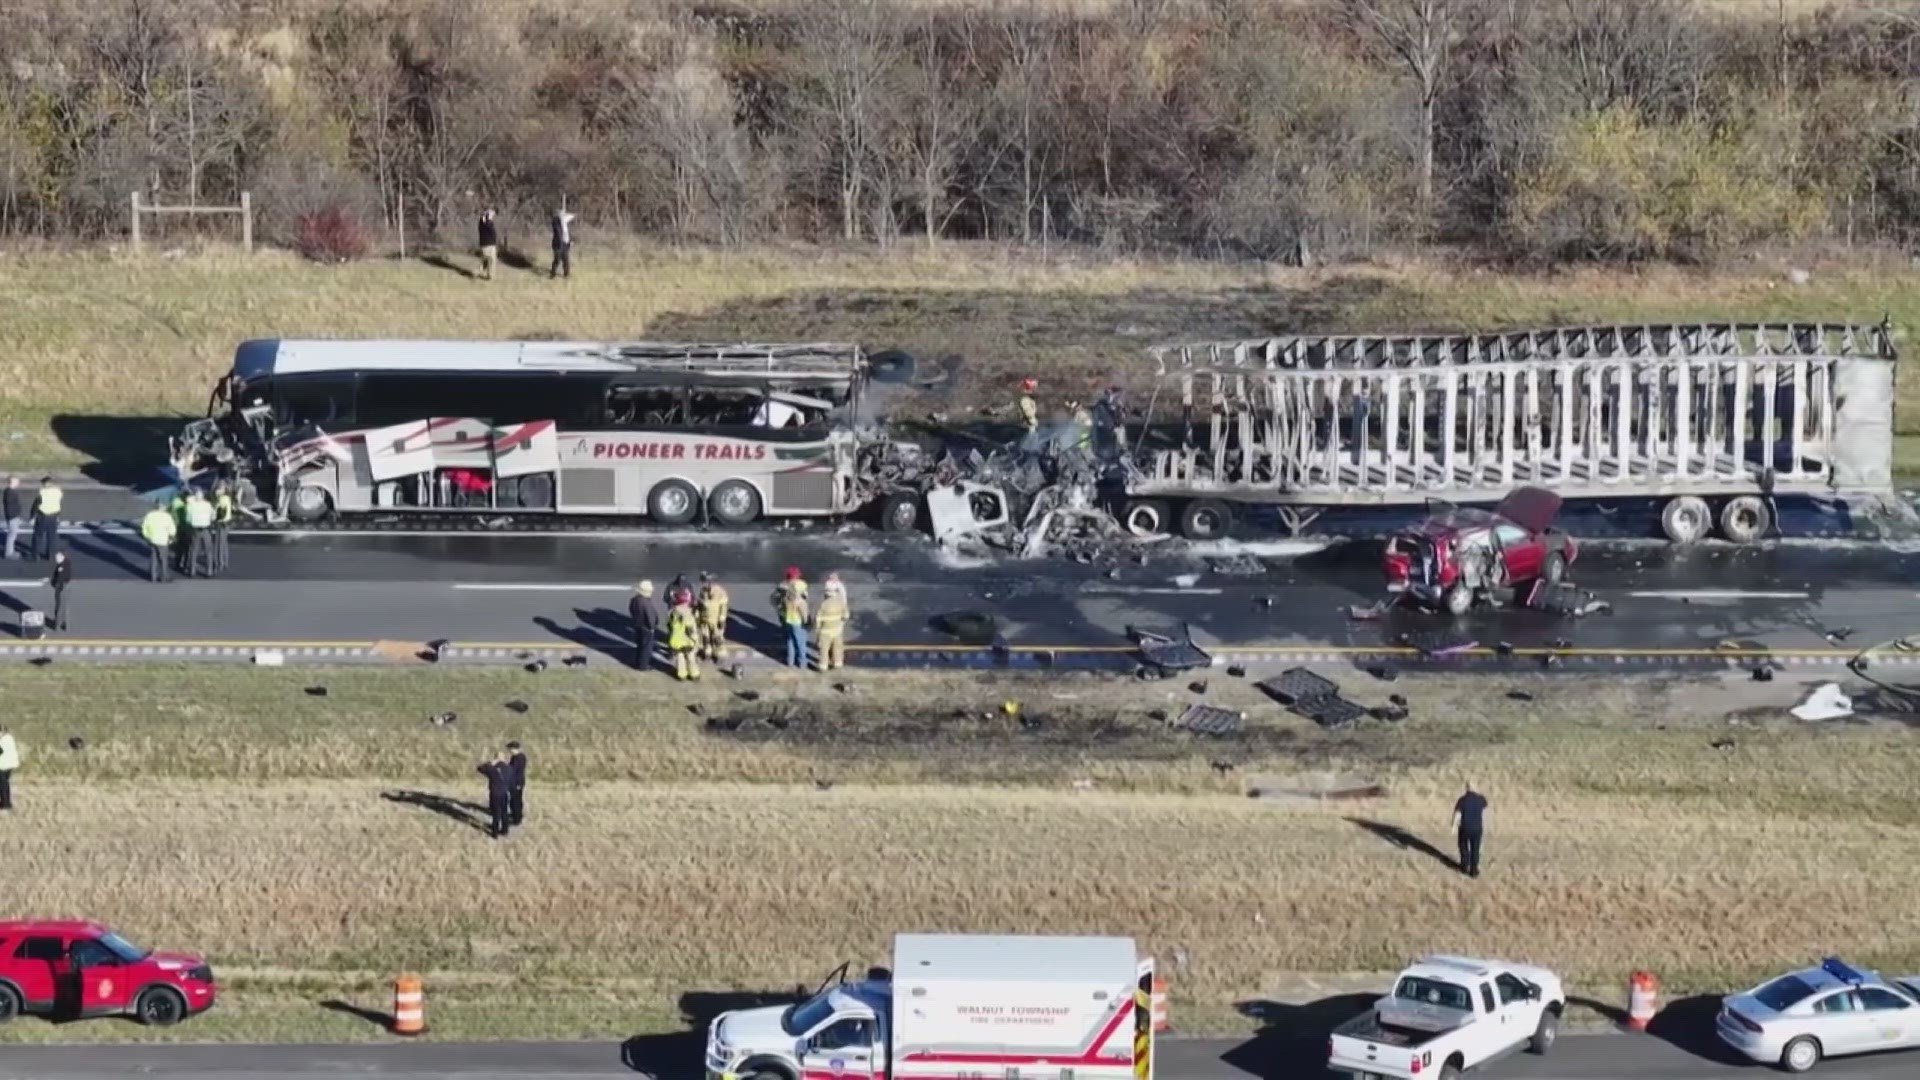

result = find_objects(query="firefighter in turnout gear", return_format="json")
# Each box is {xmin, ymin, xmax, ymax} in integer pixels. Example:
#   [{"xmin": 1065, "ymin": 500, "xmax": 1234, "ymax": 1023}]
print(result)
[
  {"xmin": 696, "ymin": 572, "xmax": 730, "ymax": 661},
  {"xmin": 212, "ymin": 481, "xmax": 235, "ymax": 573},
  {"xmin": 1017, "ymin": 378, "xmax": 1039, "ymax": 436},
  {"xmin": 184, "ymin": 490, "xmax": 216, "ymax": 577},
  {"xmin": 814, "ymin": 573, "xmax": 849, "ymax": 672},
  {"xmin": 774, "ymin": 567, "xmax": 810, "ymax": 668},
  {"xmin": 667, "ymin": 594, "xmax": 700, "ymax": 681}
]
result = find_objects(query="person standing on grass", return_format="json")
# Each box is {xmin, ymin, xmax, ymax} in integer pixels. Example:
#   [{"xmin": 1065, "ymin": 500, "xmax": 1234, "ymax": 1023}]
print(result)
[
  {"xmin": 30, "ymin": 476, "xmax": 61, "ymax": 562},
  {"xmin": 549, "ymin": 206, "xmax": 574, "ymax": 279},
  {"xmin": 477, "ymin": 208, "xmax": 499, "ymax": 280},
  {"xmin": 0, "ymin": 723, "xmax": 18, "ymax": 811},
  {"xmin": 3, "ymin": 475, "xmax": 22, "ymax": 560},
  {"xmin": 505, "ymin": 740, "xmax": 527, "ymax": 828},
  {"xmin": 1450, "ymin": 782, "xmax": 1488, "ymax": 878},
  {"xmin": 479, "ymin": 750, "xmax": 512, "ymax": 839},
  {"xmin": 47, "ymin": 549, "xmax": 70, "ymax": 633}
]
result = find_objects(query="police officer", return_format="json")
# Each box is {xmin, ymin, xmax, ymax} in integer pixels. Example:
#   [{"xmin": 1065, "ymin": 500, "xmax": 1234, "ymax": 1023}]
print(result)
[
  {"xmin": 774, "ymin": 567, "xmax": 810, "ymax": 668},
  {"xmin": 478, "ymin": 751, "xmax": 513, "ymax": 839},
  {"xmin": 505, "ymin": 740, "xmax": 528, "ymax": 828},
  {"xmin": 140, "ymin": 501, "xmax": 177, "ymax": 583},
  {"xmin": 30, "ymin": 476, "xmax": 61, "ymax": 562},
  {"xmin": 1450, "ymin": 781, "xmax": 1489, "ymax": 878},
  {"xmin": 212, "ymin": 481, "xmax": 235, "ymax": 573},
  {"xmin": 814, "ymin": 574, "xmax": 849, "ymax": 672},
  {"xmin": 628, "ymin": 580, "xmax": 659, "ymax": 672},
  {"xmin": 47, "ymin": 549, "xmax": 69, "ymax": 632},
  {"xmin": 169, "ymin": 488, "xmax": 190, "ymax": 573},
  {"xmin": 667, "ymin": 592, "xmax": 700, "ymax": 681},
  {"xmin": 184, "ymin": 489, "xmax": 216, "ymax": 577},
  {"xmin": 696, "ymin": 572, "xmax": 730, "ymax": 661}
]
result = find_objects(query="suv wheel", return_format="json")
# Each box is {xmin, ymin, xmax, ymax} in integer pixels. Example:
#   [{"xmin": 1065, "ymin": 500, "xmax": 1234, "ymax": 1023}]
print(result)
[
  {"xmin": 0, "ymin": 983, "xmax": 21, "ymax": 1023},
  {"xmin": 135, "ymin": 986, "xmax": 187, "ymax": 1027}
]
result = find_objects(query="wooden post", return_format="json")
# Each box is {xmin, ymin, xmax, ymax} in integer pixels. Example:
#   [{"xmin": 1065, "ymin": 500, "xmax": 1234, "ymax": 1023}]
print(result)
[
  {"xmin": 130, "ymin": 190, "xmax": 143, "ymax": 252},
  {"xmin": 239, "ymin": 191, "xmax": 252, "ymax": 254}
]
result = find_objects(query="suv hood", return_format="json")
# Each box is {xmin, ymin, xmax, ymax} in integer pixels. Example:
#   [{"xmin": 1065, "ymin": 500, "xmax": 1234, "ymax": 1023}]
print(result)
[
  {"xmin": 1494, "ymin": 487, "xmax": 1562, "ymax": 534},
  {"xmin": 714, "ymin": 1005, "xmax": 798, "ymax": 1053},
  {"xmin": 149, "ymin": 951, "xmax": 207, "ymax": 973}
]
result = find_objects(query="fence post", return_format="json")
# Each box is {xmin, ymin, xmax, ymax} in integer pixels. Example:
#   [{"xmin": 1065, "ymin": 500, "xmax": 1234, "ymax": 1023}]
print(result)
[
  {"xmin": 240, "ymin": 191, "xmax": 252, "ymax": 254},
  {"xmin": 130, "ymin": 190, "xmax": 143, "ymax": 252}
]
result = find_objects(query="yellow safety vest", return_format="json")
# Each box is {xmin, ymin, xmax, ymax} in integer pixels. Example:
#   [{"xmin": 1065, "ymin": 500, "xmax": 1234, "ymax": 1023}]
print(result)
[
  {"xmin": 36, "ymin": 486, "xmax": 62, "ymax": 515},
  {"xmin": 1019, "ymin": 396, "xmax": 1038, "ymax": 430},
  {"xmin": 185, "ymin": 498, "xmax": 215, "ymax": 529},
  {"xmin": 816, "ymin": 595, "xmax": 849, "ymax": 632},
  {"xmin": 215, "ymin": 492, "xmax": 234, "ymax": 522},
  {"xmin": 667, "ymin": 605, "xmax": 695, "ymax": 650},
  {"xmin": 699, "ymin": 586, "xmax": 729, "ymax": 622},
  {"xmin": 141, "ymin": 509, "xmax": 176, "ymax": 545},
  {"xmin": 780, "ymin": 587, "xmax": 808, "ymax": 626}
]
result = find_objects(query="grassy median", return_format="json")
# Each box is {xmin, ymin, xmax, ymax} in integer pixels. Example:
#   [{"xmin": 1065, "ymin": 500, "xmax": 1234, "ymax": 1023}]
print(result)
[
  {"xmin": 1, "ymin": 664, "xmax": 1918, "ymax": 1045},
  {"xmin": 4, "ymin": 244, "xmax": 1920, "ymax": 474}
]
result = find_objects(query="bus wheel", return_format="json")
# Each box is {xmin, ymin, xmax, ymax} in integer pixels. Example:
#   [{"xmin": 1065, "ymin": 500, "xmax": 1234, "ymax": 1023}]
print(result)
[
  {"xmin": 877, "ymin": 491, "xmax": 921, "ymax": 532},
  {"xmin": 648, "ymin": 479, "xmax": 700, "ymax": 526},
  {"xmin": 707, "ymin": 480, "xmax": 762, "ymax": 527},
  {"xmin": 287, "ymin": 484, "xmax": 332, "ymax": 522},
  {"xmin": 516, "ymin": 473, "xmax": 554, "ymax": 510}
]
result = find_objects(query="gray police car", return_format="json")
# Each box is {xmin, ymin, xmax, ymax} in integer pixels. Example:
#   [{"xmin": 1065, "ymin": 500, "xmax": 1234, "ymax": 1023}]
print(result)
[{"xmin": 1717, "ymin": 958, "xmax": 1920, "ymax": 1073}]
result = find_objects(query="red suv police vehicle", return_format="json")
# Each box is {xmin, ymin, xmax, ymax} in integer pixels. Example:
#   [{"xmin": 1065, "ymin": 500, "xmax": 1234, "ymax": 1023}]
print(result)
[{"xmin": 0, "ymin": 920, "xmax": 216, "ymax": 1026}]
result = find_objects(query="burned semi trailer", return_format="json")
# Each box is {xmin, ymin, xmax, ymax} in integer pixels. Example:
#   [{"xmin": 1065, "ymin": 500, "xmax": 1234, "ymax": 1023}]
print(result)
[{"xmin": 1118, "ymin": 323, "xmax": 1897, "ymax": 543}]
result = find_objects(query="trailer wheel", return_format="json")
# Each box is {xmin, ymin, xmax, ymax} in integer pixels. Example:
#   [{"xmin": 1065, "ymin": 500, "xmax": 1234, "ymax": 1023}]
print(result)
[
  {"xmin": 516, "ymin": 473, "xmax": 554, "ymax": 510},
  {"xmin": 287, "ymin": 484, "xmax": 333, "ymax": 522},
  {"xmin": 1122, "ymin": 499, "xmax": 1170, "ymax": 538},
  {"xmin": 648, "ymin": 479, "xmax": 700, "ymax": 526},
  {"xmin": 877, "ymin": 491, "xmax": 921, "ymax": 532},
  {"xmin": 1659, "ymin": 496, "xmax": 1711, "ymax": 545},
  {"xmin": 1718, "ymin": 495, "xmax": 1770, "ymax": 544},
  {"xmin": 707, "ymin": 480, "xmax": 762, "ymax": 527},
  {"xmin": 1179, "ymin": 499, "xmax": 1232, "ymax": 540}
]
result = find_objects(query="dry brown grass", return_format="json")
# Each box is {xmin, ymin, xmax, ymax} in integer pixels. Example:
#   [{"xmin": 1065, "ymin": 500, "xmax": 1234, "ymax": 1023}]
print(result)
[
  {"xmin": 4, "ymin": 243, "xmax": 1920, "ymax": 473},
  {"xmin": 3, "ymin": 664, "xmax": 1920, "ymax": 1045}
]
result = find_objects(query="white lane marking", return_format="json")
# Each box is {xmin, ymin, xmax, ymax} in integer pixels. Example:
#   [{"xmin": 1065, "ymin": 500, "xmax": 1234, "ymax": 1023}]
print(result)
[
  {"xmin": 452, "ymin": 583, "xmax": 631, "ymax": 592},
  {"xmin": 1082, "ymin": 587, "xmax": 1226, "ymax": 596},
  {"xmin": 0, "ymin": 578, "xmax": 47, "ymax": 587},
  {"xmin": 1628, "ymin": 590, "xmax": 1810, "ymax": 600}
]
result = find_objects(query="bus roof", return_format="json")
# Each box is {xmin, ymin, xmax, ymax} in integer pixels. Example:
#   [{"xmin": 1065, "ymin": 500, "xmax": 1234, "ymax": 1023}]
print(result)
[{"xmin": 232, "ymin": 339, "xmax": 867, "ymax": 382}]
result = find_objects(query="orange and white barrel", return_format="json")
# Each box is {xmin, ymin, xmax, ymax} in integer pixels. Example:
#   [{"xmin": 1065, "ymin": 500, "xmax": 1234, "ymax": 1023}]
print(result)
[
  {"xmin": 393, "ymin": 973, "xmax": 425, "ymax": 1036},
  {"xmin": 1150, "ymin": 974, "xmax": 1170, "ymax": 1033},
  {"xmin": 1627, "ymin": 970, "xmax": 1659, "ymax": 1032}
]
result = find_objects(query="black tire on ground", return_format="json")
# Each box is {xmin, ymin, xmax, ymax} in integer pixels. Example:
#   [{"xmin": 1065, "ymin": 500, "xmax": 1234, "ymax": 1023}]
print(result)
[
  {"xmin": 1780, "ymin": 1035, "xmax": 1821, "ymax": 1074},
  {"xmin": 867, "ymin": 349, "xmax": 918, "ymax": 385},
  {"xmin": 648, "ymin": 479, "xmax": 701, "ymax": 526},
  {"xmin": 515, "ymin": 472, "xmax": 554, "ymax": 510},
  {"xmin": 1529, "ymin": 1010, "xmax": 1559, "ymax": 1054},
  {"xmin": 1444, "ymin": 584, "xmax": 1473, "ymax": 617},
  {"xmin": 877, "ymin": 491, "xmax": 921, "ymax": 533},
  {"xmin": 0, "ymin": 983, "xmax": 20, "ymax": 1023},
  {"xmin": 706, "ymin": 480, "xmax": 762, "ymax": 527},
  {"xmin": 135, "ymin": 986, "xmax": 187, "ymax": 1027},
  {"xmin": 1718, "ymin": 495, "xmax": 1770, "ymax": 544},
  {"xmin": 1659, "ymin": 495, "xmax": 1712, "ymax": 544},
  {"xmin": 1122, "ymin": 499, "xmax": 1171, "ymax": 538},
  {"xmin": 286, "ymin": 484, "xmax": 333, "ymax": 522},
  {"xmin": 1179, "ymin": 499, "xmax": 1232, "ymax": 540},
  {"xmin": 1542, "ymin": 551, "xmax": 1567, "ymax": 587},
  {"xmin": 1438, "ymin": 1064, "xmax": 1461, "ymax": 1080}
]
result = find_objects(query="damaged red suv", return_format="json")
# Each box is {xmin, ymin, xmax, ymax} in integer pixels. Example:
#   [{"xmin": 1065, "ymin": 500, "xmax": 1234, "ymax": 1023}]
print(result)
[
  {"xmin": 1384, "ymin": 487, "xmax": 1577, "ymax": 615},
  {"xmin": 0, "ymin": 920, "xmax": 216, "ymax": 1026}
]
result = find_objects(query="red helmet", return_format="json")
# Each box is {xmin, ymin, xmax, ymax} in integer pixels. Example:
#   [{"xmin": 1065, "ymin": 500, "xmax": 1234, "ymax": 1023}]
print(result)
[
  {"xmin": 785, "ymin": 566, "xmax": 801, "ymax": 580},
  {"xmin": 1021, "ymin": 378, "xmax": 1038, "ymax": 392}
]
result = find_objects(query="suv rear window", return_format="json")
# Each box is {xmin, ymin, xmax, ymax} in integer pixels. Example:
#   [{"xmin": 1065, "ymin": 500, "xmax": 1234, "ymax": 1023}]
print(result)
[{"xmin": 1754, "ymin": 975, "xmax": 1817, "ymax": 1011}]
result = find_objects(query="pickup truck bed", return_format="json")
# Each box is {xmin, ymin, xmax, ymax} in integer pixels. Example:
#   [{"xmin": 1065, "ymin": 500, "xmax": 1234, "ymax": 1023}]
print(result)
[{"xmin": 1333, "ymin": 1001, "xmax": 1466, "ymax": 1049}]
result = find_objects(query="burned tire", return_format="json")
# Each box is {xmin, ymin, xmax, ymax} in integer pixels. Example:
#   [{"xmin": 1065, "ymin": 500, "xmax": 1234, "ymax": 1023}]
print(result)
[
  {"xmin": 648, "ymin": 479, "xmax": 700, "ymax": 526},
  {"xmin": 1179, "ymin": 499, "xmax": 1232, "ymax": 540},
  {"xmin": 707, "ymin": 480, "xmax": 762, "ymax": 527},
  {"xmin": 515, "ymin": 473, "xmax": 554, "ymax": 510},
  {"xmin": 287, "ymin": 484, "xmax": 333, "ymax": 523},
  {"xmin": 877, "ymin": 491, "xmax": 921, "ymax": 533},
  {"xmin": 867, "ymin": 349, "xmax": 918, "ymax": 385},
  {"xmin": 1659, "ymin": 496, "xmax": 1711, "ymax": 545},
  {"xmin": 1443, "ymin": 585, "xmax": 1473, "ymax": 617},
  {"xmin": 1122, "ymin": 499, "xmax": 1171, "ymax": 538},
  {"xmin": 1718, "ymin": 495, "xmax": 1770, "ymax": 544},
  {"xmin": 135, "ymin": 986, "xmax": 186, "ymax": 1027}
]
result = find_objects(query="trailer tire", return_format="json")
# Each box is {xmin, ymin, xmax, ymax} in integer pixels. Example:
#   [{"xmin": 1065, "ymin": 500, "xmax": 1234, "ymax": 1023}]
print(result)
[
  {"xmin": 1122, "ymin": 499, "xmax": 1171, "ymax": 538},
  {"xmin": 515, "ymin": 473, "xmax": 554, "ymax": 510},
  {"xmin": 1179, "ymin": 499, "xmax": 1232, "ymax": 540},
  {"xmin": 707, "ymin": 480, "xmax": 762, "ymax": 527},
  {"xmin": 1659, "ymin": 496, "xmax": 1711, "ymax": 545},
  {"xmin": 287, "ymin": 484, "xmax": 333, "ymax": 522},
  {"xmin": 648, "ymin": 479, "xmax": 701, "ymax": 526},
  {"xmin": 1718, "ymin": 495, "xmax": 1770, "ymax": 544},
  {"xmin": 877, "ymin": 491, "xmax": 921, "ymax": 533}
]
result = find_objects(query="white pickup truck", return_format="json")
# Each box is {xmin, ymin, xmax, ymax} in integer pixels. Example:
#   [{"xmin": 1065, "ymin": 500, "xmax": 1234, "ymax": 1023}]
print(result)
[{"xmin": 1327, "ymin": 956, "xmax": 1565, "ymax": 1080}]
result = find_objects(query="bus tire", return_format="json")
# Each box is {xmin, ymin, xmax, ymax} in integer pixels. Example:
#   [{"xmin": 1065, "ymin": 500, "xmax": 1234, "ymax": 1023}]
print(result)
[
  {"xmin": 516, "ymin": 473, "xmax": 554, "ymax": 510},
  {"xmin": 648, "ymin": 479, "xmax": 701, "ymax": 526},
  {"xmin": 287, "ymin": 484, "xmax": 332, "ymax": 522},
  {"xmin": 1179, "ymin": 499, "xmax": 1232, "ymax": 540},
  {"xmin": 877, "ymin": 491, "xmax": 921, "ymax": 532},
  {"xmin": 707, "ymin": 480, "xmax": 762, "ymax": 527}
]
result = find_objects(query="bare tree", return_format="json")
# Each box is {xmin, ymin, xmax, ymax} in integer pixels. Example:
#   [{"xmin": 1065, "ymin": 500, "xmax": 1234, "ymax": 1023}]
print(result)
[
  {"xmin": 987, "ymin": 5, "xmax": 1064, "ymax": 243},
  {"xmin": 1337, "ymin": 0, "xmax": 1466, "ymax": 211},
  {"xmin": 86, "ymin": 0, "xmax": 182, "ymax": 197},
  {"xmin": 790, "ymin": 0, "xmax": 900, "ymax": 242},
  {"xmin": 889, "ymin": 14, "xmax": 981, "ymax": 249}
]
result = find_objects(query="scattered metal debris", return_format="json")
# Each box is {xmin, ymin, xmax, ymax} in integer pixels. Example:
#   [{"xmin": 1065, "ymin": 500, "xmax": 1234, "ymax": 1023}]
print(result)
[
  {"xmin": 1506, "ymin": 689, "xmax": 1534, "ymax": 701},
  {"xmin": 430, "ymin": 712, "xmax": 457, "ymax": 726},
  {"xmin": 504, "ymin": 700, "xmax": 529, "ymax": 714},
  {"xmin": 525, "ymin": 659, "xmax": 547, "ymax": 674},
  {"xmin": 1366, "ymin": 665, "xmax": 1398, "ymax": 682},
  {"xmin": 1209, "ymin": 759, "xmax": 1237, "ymax": 775},
  {"xmin": 1176, "ymin": 704, "xmax": 1245, "ymax": 737},
  {"xmin": 1710, "ymin": 737, "xmax": 1738, "ymax": 750},
  {"xmin": 1188, "ymin": 679, "xmax": 1209, "ymax": 695},
  {"xmin": 1398, "ymin": 631, "xmax": 1479, "ymax": 657},
  {"xmin": 562, "ymin": 655, "xmax": 587, "ymax": 668},
  {"xmin": 1790, "ymin": 682, "xmax": 1854, "ymax": 722},
  {"xmin": 1128, "ymin": 623, "xmax": 1211, "ymax": 673},
  {"xmin": 1256, "ymin": 668, "xmax": 1340, "ymax": 707},
  {"xmin": 304, "ymin": 686, "xmax": 328, "ymax": 697},
  {"xmin": 1207, "ymin": 555, "xmax": 1266, "ymax": 576},
  {"xmin": 67, "ymin": 736, "xmax": 85, "ymax": 751},
  {"xmin": 736, "ymin": 690, "xmax": 762, "ymax": 702}
]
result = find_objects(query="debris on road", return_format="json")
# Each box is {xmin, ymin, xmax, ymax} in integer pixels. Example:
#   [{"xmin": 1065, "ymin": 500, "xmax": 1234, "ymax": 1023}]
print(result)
[
  {"xmin": 1176, "ymin": 704, "xmax": 1245, "ymax": 737},
  {"xmin": 1790, "ymin": 682, "xmax": 1854, "ymax": 722},
  {"xmin": 1207, "ymin": 555, "xmax": 1266, "ymax": 576},
  {"xmin": 1128, "ymin": 623, "xmax": 1211, "ymax": 673},
  {"xmin": 1397, "ymin": 630, "xmax": 1479, "ymax": 657}
]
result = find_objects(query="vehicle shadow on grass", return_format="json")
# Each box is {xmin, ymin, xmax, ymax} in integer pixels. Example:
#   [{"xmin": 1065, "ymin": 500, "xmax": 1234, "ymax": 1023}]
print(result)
[
  {"xmin": 47, "ymin": 415, "xmax": 183, "ymax": 486},
  {"xmin": 621, "ymin": 988, "xmax": 808, "ymax": 1076},
  {"xmin": 380, "ymin": 789, "xmax": 492, "ymax": 834},
  {"xmin": 1344, "ymin": 817, "xmax": 1459, "ymax": 873},
  {"xmin": 1221, "ymin": 995, "xmax": 1379, "ymax": 1079}
]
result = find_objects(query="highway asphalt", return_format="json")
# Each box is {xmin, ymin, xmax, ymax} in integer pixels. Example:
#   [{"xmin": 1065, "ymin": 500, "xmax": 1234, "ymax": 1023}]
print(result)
[{"xmin": 3, "ymin": 1031, "xmax": 1918, "ymax": 1080}]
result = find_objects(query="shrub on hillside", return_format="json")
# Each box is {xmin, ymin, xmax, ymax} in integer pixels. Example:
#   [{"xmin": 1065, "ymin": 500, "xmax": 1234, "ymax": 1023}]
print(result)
[{"xmin": 294, "ymin": 206, "xmax": 371, "ymax": 263}]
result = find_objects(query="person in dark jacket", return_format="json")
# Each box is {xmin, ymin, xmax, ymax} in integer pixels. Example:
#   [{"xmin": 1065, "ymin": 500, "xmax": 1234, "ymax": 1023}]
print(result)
[
  {"xmin": 47, "ymin": 548, "xmax": 70, "ymax": 632},
  {"xmin": 477, "ymin": 208, "xmax": 499, "ymax": 280},
  {"xmin": 549, "ymin": 207, "xmax": 574, "ymax": 279},
  {"xmin": 2, "ymin": 476, "xmax": 22, "ymax": 561},
  {"xmin": 505, "ymin": 740, "xmax": 527, "ymax": 827},
  {"xmin": 478, "ymin": 752, "xmax": 512, "ymax": 838},
  {"xmin": 1450, "ymin": 781, "xmax": 1489, "ymax": 878},
  {"xmin": 629, "ymin": 579, "xmax": 659, "ymax": 672}
]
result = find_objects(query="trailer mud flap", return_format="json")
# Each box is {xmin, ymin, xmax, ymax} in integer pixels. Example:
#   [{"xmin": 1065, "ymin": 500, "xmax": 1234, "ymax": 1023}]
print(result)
[{"xmin": 1135, "ymin": 960, "xmax": 1154, "ymax": 1080}]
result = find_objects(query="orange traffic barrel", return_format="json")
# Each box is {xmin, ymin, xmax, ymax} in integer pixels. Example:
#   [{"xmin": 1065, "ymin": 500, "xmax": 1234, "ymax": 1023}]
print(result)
[
  {"xmin": 1627, "ymin": 970, "xmax": 1659, "ymax": 1032},
  {"xmin": 393, "ymin": 973, "xmax": 425, "ymax": 1036},
  {"xmin": 1150, "ymin": 974, "xmax": 1170, "ymax": 1033}
]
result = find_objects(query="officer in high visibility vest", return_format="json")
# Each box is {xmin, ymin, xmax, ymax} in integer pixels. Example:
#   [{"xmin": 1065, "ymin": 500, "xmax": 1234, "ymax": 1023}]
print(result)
[
  {"xmin": 774, "ymin": 567, "xmax": 810, "ymax": 668},
  {"xmin": 813, "ymin": 573, "xmax": 850, "ymax": 672},
  {"xmin": 212, "ymin": 481, "xmax": 235, "ymax": 573},
  {"xmin": 30, "ymin": 476, "xmax": 61, "ymax": 562},
  {"xmin": 140, "ymin": 502, "xmax": 177, "ymax": 583},
  {"xmin": 696, "ymin": 572, "xmax": 730, "ymax": 661},
  {"xmin": 666, "ymin": 593, "xmax": 700, "ymax": 681},
  {"xmin": 184, "ymin": 490, "xmax": 216, "ymax": 577}
]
